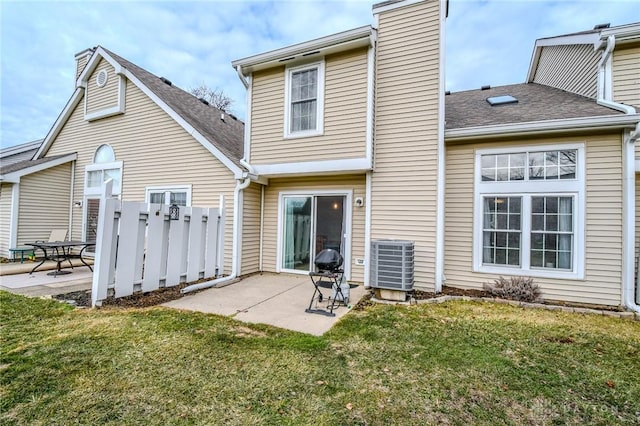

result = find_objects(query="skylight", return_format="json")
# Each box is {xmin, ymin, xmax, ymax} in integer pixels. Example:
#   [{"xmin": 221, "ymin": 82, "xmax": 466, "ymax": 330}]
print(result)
[{"xmin": 487, "ymin": 95, "xmax": 518, "ymax": 106}]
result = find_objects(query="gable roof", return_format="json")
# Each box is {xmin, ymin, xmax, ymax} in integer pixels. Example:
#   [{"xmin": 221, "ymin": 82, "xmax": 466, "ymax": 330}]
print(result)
[
  {"xmin": 526, "ymin": 22, "xmax": 640, "ymax": 83},
  {"xmin": 35, "ymin": 47, "xmax": 245, "ymax": 178}
]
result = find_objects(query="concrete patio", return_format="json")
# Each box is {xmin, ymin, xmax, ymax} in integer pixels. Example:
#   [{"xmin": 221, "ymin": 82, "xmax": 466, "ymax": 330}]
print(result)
[
  {"xmin": 163, "ymin": 273, "xmax": 368, "ymax": 335},
  {"xmin": 0, "ymin": 260, "xmax": 93, "ymax": 297}
]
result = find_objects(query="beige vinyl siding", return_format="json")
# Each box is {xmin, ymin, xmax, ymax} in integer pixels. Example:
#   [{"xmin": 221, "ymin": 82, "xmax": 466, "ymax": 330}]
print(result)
[
  {"xmin": 85, "ymin": 59, "xmax": 120, "ymax": 115},
  {"xmin": 0, "ymin": 183, "xmax": 14, "ymax": 257},
  {"xmin": 612, "ymin": 43, "xmax": 640, "ymax": 110},
  {"xmin": 532, "ymin": 44, "xmax": 599, "ymax": 98},
  {"xmin": 261, "ymin": 175, "xmax": 366, "ymax": 282},
  {"xmin": 444, "ymin": 134, "xmax": 624, "ymax": 306},
  {"xmin": 16, "ymin": 163, "xmax": 72, "ymax": 247},
  {"xmin": 45, "ymin": 80, "xmax": 236, "ymax": 275},
  {"xmin": 240, "ymin": 182, "xmax": 262, "ymax": 275},
  {"xmin": 371, "ymin": 0, "xmax": 441, "ymax": 291},
  {"xmin": 249, "ymin": 47, "xmax": 368, "ymax": 164}
]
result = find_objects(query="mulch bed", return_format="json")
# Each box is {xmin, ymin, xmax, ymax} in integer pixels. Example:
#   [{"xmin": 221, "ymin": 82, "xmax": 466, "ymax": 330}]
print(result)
[{"xmin": 53, "ymin": 282, "xmax": 206, "ymax": 309}]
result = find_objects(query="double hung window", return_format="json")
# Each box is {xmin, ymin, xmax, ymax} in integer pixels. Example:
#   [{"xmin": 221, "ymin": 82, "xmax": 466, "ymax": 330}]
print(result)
[
  {"xmin": 475, "ymin": 145, "xmax": 584, "ymax": 279},
  {"xmin": 284, "ymin": 62, "xmax": 324, "ymax": 138}
]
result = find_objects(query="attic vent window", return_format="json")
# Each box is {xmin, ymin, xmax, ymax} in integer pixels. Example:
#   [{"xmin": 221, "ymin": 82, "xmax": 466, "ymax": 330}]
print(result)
[
  {"xmin": 487, "ymin": 95, "xmax": 518, "ymax": 106},
  {"xmin": 96, "ymin": 70, "xmax": 108, "ymax": 88}
]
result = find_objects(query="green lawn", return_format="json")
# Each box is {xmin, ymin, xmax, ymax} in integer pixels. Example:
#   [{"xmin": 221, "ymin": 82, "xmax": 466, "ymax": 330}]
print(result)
[{"xmin": 1, "ymin": 291, "xmax": 639, "ymax": 425}]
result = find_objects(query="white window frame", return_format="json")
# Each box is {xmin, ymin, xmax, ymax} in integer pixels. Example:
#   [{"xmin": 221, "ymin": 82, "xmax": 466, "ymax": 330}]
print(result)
[
  {"xmin": 473, "ymin": 143, "xmax": 585, "ymax": 280},
  {"xmin": 276, "ymin": 189, "xmax": 352, "ymax": 280},
  {"xmin": 84, "ymin": 161, "xmax": 123, "ymax": 196},
  {"xmin": 283, "ymin": 61, "xmax": 325, "ymax": 139},
  {"xmin": 145, "ymin": 184, "xmax": 192, "ymax": 206}
]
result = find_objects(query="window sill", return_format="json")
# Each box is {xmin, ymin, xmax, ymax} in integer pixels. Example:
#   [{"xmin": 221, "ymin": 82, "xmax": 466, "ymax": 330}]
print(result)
[
  {"xmin": 475, "ymin": 264, "xmax": 583, "ymax": 281},
  {"xmin": 283, "ymin": 129, "xmax": 324, "ymax": 139}
]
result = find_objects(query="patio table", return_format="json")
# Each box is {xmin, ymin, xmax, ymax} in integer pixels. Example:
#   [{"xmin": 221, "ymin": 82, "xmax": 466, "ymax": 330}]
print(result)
[{"xmin": 27, "ymin": 241, "xmax": 95, "ymax": 276}]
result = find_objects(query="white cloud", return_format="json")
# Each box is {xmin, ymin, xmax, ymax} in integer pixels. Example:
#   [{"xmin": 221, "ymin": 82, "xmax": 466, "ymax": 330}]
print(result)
[{"xmin": 1, "ymin": 0, "xmax": 638, "ymax": 148}]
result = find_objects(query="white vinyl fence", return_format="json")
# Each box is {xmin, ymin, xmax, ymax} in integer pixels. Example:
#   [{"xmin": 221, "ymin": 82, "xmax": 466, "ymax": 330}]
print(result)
[{"xmin": 91, "ymin": 181, "xmax": 225, "ymax": 307}]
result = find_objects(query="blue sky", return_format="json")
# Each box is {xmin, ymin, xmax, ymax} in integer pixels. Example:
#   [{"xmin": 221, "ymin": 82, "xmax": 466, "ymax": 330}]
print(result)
[{"xmin": 1, "ymin": 0, "xmax": 638, "ymax": 148}]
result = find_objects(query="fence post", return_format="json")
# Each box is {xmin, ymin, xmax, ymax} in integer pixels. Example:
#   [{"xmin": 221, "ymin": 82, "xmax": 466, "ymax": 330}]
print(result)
[{"xmin": 91, "ymin": 179, "xmax": 114, "ymax": 307}]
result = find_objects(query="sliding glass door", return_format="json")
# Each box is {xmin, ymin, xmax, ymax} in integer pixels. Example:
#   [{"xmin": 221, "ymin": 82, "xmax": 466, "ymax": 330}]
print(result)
[
  {"xmin": 283, "ymin": 197, "xmax": 312, "ymax": 271},
  {"xmin": 281, "ymin": 194, "xmax": 346, "ymax": 273}
]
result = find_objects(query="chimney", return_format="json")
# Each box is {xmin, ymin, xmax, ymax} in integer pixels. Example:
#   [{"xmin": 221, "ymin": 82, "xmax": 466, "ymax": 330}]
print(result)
[{"xmin": 74, "ymin": 47, "xmax": 95, "ymax": 84}]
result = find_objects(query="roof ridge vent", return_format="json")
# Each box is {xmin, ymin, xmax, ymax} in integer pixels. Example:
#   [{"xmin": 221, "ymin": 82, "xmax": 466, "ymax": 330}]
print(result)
[
  {"xmin": 159, "ymin": 77, "xmax": 172, "ymax": 86},
  {"xmin": 593, "ymin": 23, "xmax": 610, "ymax": 30},
  {"xmin": 481, "ymin": 85, "xmax": 491, "ymax": 91},
  {"xmin": 198, "ymin": 98, "xmax": 209, "ymax": 106}
]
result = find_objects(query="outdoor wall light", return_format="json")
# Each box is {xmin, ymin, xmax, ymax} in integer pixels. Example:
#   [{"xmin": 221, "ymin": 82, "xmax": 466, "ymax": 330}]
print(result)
[{"xmin": 169, "ymin": 204, "xmax": 180, "ymax": 220}]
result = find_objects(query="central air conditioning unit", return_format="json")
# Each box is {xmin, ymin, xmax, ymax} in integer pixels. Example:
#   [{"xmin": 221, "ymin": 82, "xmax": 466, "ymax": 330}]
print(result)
[{"xmin": 370, "ymin": 240, "xmax": 414, "ymax": 291}]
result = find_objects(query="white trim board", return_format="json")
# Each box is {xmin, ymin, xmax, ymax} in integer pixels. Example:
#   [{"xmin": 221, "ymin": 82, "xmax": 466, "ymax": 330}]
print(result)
[{"xmin": 253, "ymin": 157, "xmax": 371, "ymax": 177}]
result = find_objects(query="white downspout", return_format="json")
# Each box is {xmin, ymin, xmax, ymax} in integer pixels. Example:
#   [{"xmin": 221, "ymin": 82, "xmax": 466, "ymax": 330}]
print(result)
[
  {"xmin": 434, "ymin": 0, "xmax": 447, "ymax": 293},
  {"xmin": 623, "ymin": 123, "xmax": 640, "ymax": 312},
  {"xmin": 596, "ymin": 35, "xmax": 636, "ymax": 115},
  {"xmin": 364, "ymin": 171, "xmax": 372, "ymax": 287},
  {"xmin": 259, "ymin": 184, "xmax": 265, "ymax": 272},
  {"xmin": 182, "ymin": 177, "xmax": 251, "ymax": 293},
  {"xmin": 68, "ymin": 161, "xmax": 75, "ymax": 240}
]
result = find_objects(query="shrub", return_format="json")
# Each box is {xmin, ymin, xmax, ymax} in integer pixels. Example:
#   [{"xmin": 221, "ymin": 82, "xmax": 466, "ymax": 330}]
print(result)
[{"xmin": 483, "ymin": 276, "xmax": 541, "ymax": 302}]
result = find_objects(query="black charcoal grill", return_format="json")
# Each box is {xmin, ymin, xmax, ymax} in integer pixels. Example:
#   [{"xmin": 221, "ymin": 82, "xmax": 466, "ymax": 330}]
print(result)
[{"xmin": 306, "ymin": 249, "xmax": 347, "ymax": 316}]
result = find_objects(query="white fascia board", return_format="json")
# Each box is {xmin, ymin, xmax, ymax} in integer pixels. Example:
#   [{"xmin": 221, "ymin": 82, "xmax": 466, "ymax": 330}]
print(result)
[
  {"xmin": 601, "ymin": 23, "xmax": 640, "ymax": 42},
  {"xmin": 372, "ymin": 0, "xmax": 426, "ymax": 14},
  {"xmin": 232, "ymin": 26, "xmax": 373, "ymax": 74},
  {"xmin": 34, "ymin": 90, "xmax": 84, "ymax": 160},
  {"xmin": 77, "ymin": 46, "xmax": 108, "ymax": 88},
  {"xmin": 253, "ymin": 157, "xmax": 371, "ymax": 177},
  {"xmin": 119, "ymin": 68, "xmax": 244, "ymax": 179},
  {"xmin": 535, "ymin": 32, "xmax": 600, "ymax": 48},
  {"xmin": 446, "ymin": 114, "xmax": 640, "ymax": 142},
  {"xmin": 1, "ymin": 153, "xmax": 77, "ymax": 183}
]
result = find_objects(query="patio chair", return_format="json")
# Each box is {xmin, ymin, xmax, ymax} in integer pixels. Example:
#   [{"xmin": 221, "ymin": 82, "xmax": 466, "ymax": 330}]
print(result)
[
  {"xmin": 44, "ymin": 229, "xmax": 68, "ymax": 243},
  {"xmin": 32, "ymin": 229, "xmax": 70, "ymax": 267}
]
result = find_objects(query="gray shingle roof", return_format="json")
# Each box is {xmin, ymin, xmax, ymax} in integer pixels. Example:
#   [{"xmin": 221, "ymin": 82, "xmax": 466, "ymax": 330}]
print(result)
[
  {"xmin": 102, "ymin": 48, "xmax": 245, "ymax": 169},
  {"xmin": 445, "ymin": 83, "xmax": 624, "ymax": 130},
  {"xmin": 1, "ymin": 154, "xmax": 70, "ymax": 176}
]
